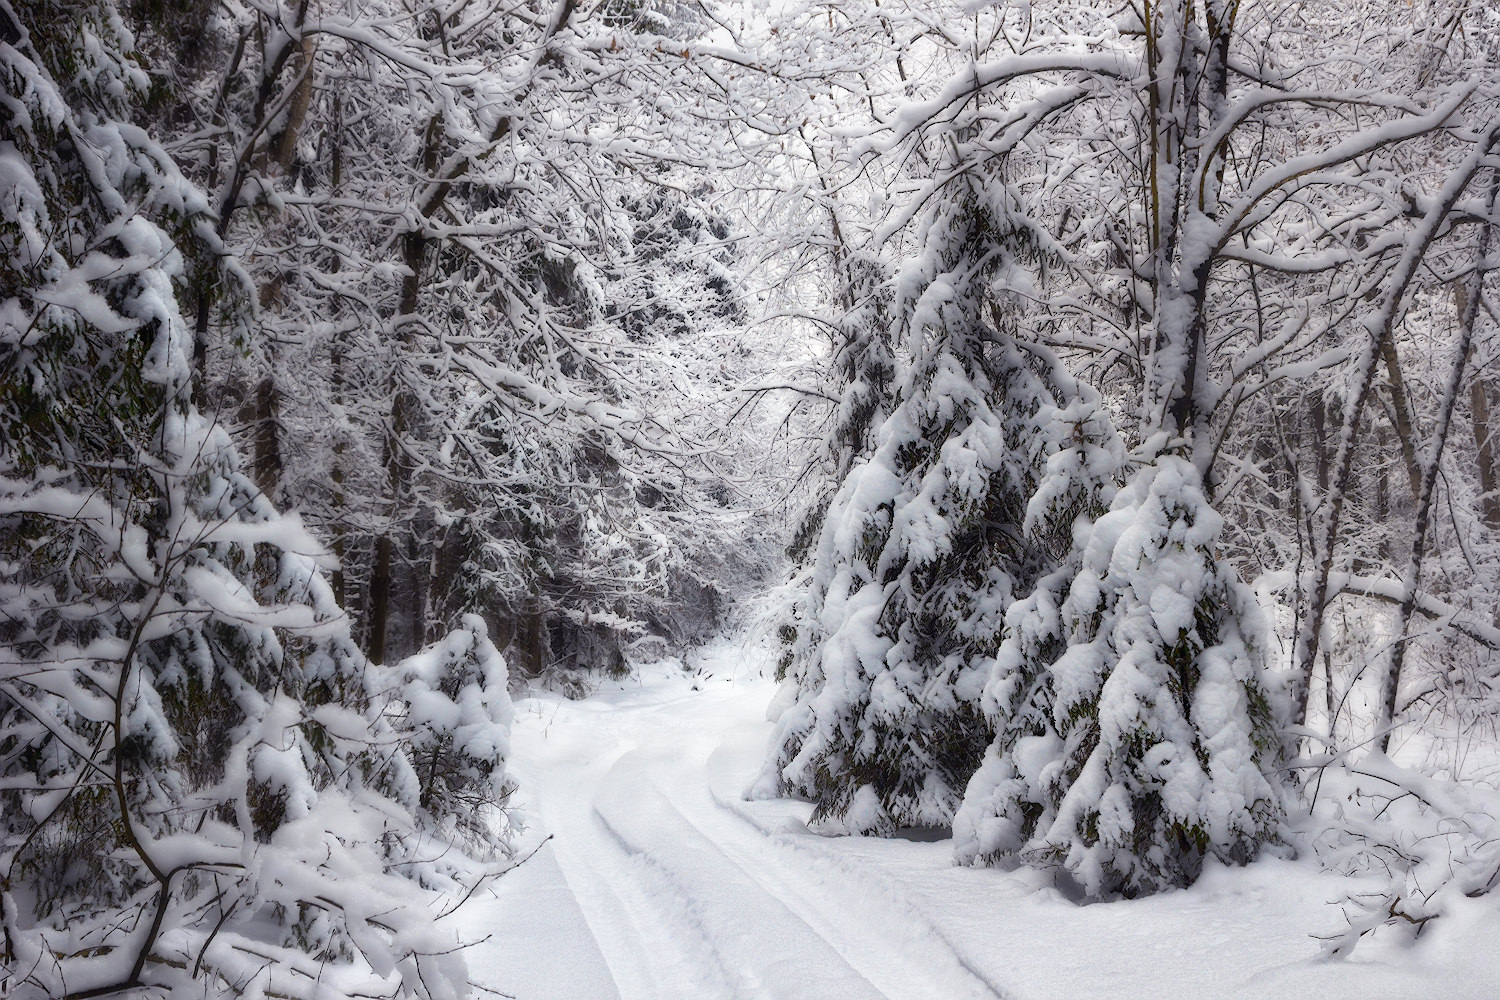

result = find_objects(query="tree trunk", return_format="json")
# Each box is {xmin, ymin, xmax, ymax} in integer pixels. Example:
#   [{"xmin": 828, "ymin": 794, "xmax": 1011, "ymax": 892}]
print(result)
[
  {"xmin": 1377, "ymin": 169, "xmax": 1499, "ymax": 752},
  {"xmin": 368, "ymin": 115, "xmax": 443, "ymax": 664},
  {"xmin": 1379, "ymin": 338, "xmax": 1424, "ymax": 502},
  {"xmin": 246, "ymin": 372, "xmax": 282, "ymax": 500},
  {"xmin": 328, "ymin": 98, "xmax": 347, "ymax": 608},
  {"xmin": 369, "ymin": 533, "xmax": 394, "ymax": 664},
  {"xmin": 272, "ymin": 35, "xmax": 318, "ymax": 174},
  {"xmin": 329, "ymin": 337, "xmax": 347, "ymax": 608},
  {"xmin": 1468, "ymin": 276, "xmax": 1500, "ymax": 531}
]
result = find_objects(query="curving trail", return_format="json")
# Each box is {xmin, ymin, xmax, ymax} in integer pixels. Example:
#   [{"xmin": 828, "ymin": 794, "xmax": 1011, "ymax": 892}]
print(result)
[{"xmin": 460, "ymin": 641, "xmax": 1500, "ymax": 1000}]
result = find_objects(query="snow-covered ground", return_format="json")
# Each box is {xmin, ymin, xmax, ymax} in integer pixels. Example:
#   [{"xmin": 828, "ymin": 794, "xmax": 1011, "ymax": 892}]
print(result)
[{"xmin": 461, "ymin": 638, "xmax": 1500, "ymax": 1000}]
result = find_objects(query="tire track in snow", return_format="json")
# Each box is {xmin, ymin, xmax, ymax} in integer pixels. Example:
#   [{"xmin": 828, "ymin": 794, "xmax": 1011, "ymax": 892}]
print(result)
[
  {"xmin": 508, "ymin": 669, "xmax": 1017, "ymax": 1000},
  {"xmin": 675, "ymin": 749, "xmax": 1010, "ymax": 1000},
  {"xmin": 701, "ymin": 781, "xmax": 1015, "ymax": 1000},
  {"xmin": 509, "ymin": 730, "xmax": 736, "ymax": 1000},
  {"xmin": 592, "ymin": 763, "xmax": 891, "ymax": 1000}
]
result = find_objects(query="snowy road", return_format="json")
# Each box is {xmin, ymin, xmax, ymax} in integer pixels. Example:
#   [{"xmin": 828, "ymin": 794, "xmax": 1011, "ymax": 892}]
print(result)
[{"xmin": 462, "ymin": 640, "xmax": 1500, "ymax": 1000}]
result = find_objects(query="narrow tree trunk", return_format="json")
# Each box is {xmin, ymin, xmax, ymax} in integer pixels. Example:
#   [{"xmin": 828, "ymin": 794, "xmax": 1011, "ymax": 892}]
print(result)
[
  {"xmin": 368, "ymin": 533, "xmax": 394, "ymax": 665},
  {"xmin": 1379, "ymin": 338, "xmax": 1424, "ymax": 501},
  {"xmin": 1291, "ymin": 129, "xmax": 1499, "ymax": 729},
  {"xmin": 1375, "ymin": 422, "xmax": 1391, "ymax": 566},
  {"xmin": 368, "ymin": 116, "xmax": 442, "ymax": 663},
  {"xmin": 423, "ymin": 530, "xmax": 446, "ymax": 647},
  {"xmin": 247, "ymin": 372, "xmax": 282, "ymax": 499},
  {"xmin": 1311, "ymin": 393, "xmax": 1330, "ymax": 491},
  {"xmin": 272, "ymin": 35, "xmax": 318, "ymax": 174},
  {"xmin": 328, "ymin": 97, "xmax": 347, "ymax": 608},
  {"xmin": 329, "ymin": 334, "xmax": 347, "ymax": 608},
  {"xmin": 1378, "ymin": 170, "xmax": 1499, "ymax": 751},
  {"xmin": 1141, "ymin": 0, "xmax": 1233, "ymax": 467},
  {"xmin": 1468, "ymin": 280, "xmax": 1500, "ymax": 530},
  {"xmin": 1322, "ymin": 650, "xmax": 1337, "ymax": 736},
  {"xmin": 408, "ymin": 532, "xmax": 425, "ymax": 655},
  {"xmin": 518, "ymin": 598, "xmax": 548, "ymax": 676}
]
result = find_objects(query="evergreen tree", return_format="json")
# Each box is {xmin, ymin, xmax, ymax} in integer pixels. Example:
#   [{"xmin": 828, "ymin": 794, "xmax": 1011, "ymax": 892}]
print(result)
[
  {"xmin": 400, "ymin": 615, "xmax": 517, "ymax": 847},
  {"xmin": 776, "ymin": 255, "xmax": 898, "ymax": 684},
  {"xmin": 0, "ymin": 4, "xmax": 509, "ymax": 993},
  {"xmin": 760, "ymin": 181, "xmax": 1084, "ymax": 834},
  {"xmin": 956, "ymin": 455, "xmax": 1285, "ymax": 897},
  {"xmin": 828, "ymin": 0, "xmax": 1297, "ymax": 897}
]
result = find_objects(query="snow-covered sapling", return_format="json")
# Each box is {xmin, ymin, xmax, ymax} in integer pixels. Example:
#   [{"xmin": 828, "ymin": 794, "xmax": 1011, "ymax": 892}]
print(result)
[{"xmin": 958, "ymin": 455, "xmax": 1286, "ymax": 898}]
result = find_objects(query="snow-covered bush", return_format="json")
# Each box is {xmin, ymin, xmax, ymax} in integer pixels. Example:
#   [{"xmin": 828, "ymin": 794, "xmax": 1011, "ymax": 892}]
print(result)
[
  {"xmin": 956, "ymin": 455, "xmax": 1287, "ymax": 898},
  {"xmin": 400, "ymin": 615, "xmax": 517, "ymax": 848},
  {"xmin": 1310, "ymin": 754, "xmax": 1500, "ymax": 957},
  {"xmin": 0, "ymin": 5, "xmax": 509, "ymax": 995}
]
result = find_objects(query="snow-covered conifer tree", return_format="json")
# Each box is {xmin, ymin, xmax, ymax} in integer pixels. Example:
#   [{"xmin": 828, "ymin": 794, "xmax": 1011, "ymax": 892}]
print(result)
[
  {"xmin": 0, "ymin": 4, "xmax": 510, "ymax": 993},
  {"xmin": 400, "ymin": 615, "xmax": 517, "ymax": 847},
  {"xmin": 824, "ymin": 0, "xmax": 1292, "ymax": 896},
  {"xmin": 956, "ymin": 453, "xmax": 1284, "ymax": 897},
  {"xmin": 761, "ymin": 177, "xmax": 1087, "ymax": 834},
  {"xmin": 776, "ymin": 255, "xmax": 898, "ymax": 683}
]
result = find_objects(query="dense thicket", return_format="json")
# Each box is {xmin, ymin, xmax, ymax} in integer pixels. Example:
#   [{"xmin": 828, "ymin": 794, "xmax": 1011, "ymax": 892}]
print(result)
[
  {"xmin": 0, "ymin": 1, "xmax": 514, "ymax": 995},
  {"xmin": 169, "ymin": 0, "xmax": 775, "ymax": 676}
]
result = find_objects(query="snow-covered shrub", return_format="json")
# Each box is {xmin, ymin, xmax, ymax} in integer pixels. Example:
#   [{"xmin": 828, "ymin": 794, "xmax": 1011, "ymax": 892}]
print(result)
[
  {"xmin": 956, "ymin": 455, "xmax": 1287, "ymax": 898},
  {"xmin": 400, "ymin": 615, "xmax": 517, "ymax": 848},
  {"xmin": 760, "ymin": 192, "xmax": 1084, "ymax": 835},
  {"xmin": 1311, "ymin": 754, "xmax": 1500, "ymax": 957},
  {"xmin": 0, "ymin": 6, "xmax": 508, "ymax": 995}
]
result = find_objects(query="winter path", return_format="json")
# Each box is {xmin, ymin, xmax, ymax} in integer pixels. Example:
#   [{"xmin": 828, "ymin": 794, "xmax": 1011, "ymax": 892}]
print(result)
[{"xmin": 461, "ymin": 639, "xmax": 1499, "ymax": 1000}]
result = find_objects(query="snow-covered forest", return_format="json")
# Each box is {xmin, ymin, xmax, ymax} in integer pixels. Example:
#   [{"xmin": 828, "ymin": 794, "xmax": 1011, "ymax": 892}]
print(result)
[{"xmin": 1, "ymin": 0, "xmax": 1498, "ymax": 995}]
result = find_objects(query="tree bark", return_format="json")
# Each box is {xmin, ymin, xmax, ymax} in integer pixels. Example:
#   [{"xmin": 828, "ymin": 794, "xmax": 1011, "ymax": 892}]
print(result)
[
  {"xmin": 245, "ymin": 372, "xmax": 282, "ymax": 500},
  {"xmin": 368, "ymin": 113, "xmax": 442, "ymax": 664},
  {"xmin": 273, "ymin": 35, "xmax": 318, "ymax": 174},
  {"xmin": 1379, "ymin": 337, "xmax": 1424, "ymax": 502},
  {"xmin": 1467, "ymin": 277, "xmax": 1500, "ymax": 531}
]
